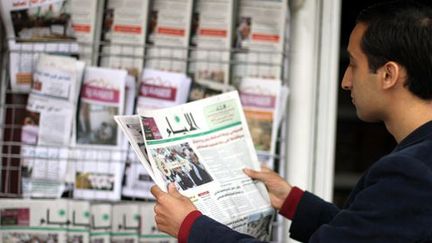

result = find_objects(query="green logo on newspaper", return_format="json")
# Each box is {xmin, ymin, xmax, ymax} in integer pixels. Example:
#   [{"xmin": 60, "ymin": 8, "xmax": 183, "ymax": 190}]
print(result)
[
  {"xmin": 134, "ymin": 214, "xmax": 140, "ymax": 221},
  {"xmin": 204, "ymin": 99, "xmax": 240, "ymax": 129},
  {"xmin": 84, "ymin": 211, "xmax": 90, "ymax": 218},
  {"xmin": 58, "ymin": 209, "xmax": 66, "ymax": 216},
  {"xmin": 103, "ymin": 214, "xmax": 109, "ymax": 221}
]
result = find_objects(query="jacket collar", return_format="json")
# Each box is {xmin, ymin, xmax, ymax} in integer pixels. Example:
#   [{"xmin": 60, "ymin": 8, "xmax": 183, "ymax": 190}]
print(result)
[{"xmin": 394, "ymin": 120, "xmax": 432, "ymax": 152}]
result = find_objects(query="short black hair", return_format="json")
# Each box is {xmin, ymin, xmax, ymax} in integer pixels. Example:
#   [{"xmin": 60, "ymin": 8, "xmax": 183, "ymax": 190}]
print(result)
[{"xmin": 357, "ymin": 0, "xmax": 432, "ymax": 99}]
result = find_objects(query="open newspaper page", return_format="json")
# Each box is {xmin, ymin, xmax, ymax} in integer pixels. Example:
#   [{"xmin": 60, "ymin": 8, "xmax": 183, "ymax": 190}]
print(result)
[
  {"xmin": 100, "ymin": 0, "xmax": 149, "ymax": 78},
  {"xmin": 72, "ymin": 66, "xmax": 128, "ymax": 201},
  {"xmin": 189, "ymin": 0, "xmax": 234, "ymax": 91},
  {"xmin": 137, "ymin": 91, "xmax": 274, "ymax": 239},
  {"xmin": 0, "ymin": 0, "xmax": 79, "ymax": 93},
  {"xmin": 145, "ymin": 0, "xmax": 193, "ymax": 73},
  {"xmin": 20, "ymin": 54, "xmax": 84, "ymax": 198},
  {"xmin": 115, "ymin": 115, "xmax": 156, "ymax": 199},
  {"xmin": 238, "ymin": 78, "xmax": 287, "ymax": 169},
  {"xmin": 232, "ymin": 0, "xmax": 288, "ymax": 81}
]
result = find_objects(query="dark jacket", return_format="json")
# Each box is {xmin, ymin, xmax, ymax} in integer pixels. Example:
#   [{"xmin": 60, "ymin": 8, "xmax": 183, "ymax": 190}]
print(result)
[{"xmin": 187, "ymin": 121, "xmax": 432, "ymax": 242}]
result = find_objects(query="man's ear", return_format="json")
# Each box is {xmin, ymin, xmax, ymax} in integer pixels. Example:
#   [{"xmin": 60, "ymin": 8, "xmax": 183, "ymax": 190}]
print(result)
[{"xmin": 381, "ymin": 61, "xmax": 402, "ymax": 90}]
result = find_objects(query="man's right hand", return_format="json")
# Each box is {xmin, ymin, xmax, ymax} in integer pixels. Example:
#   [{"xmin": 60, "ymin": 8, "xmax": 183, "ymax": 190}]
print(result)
[{"xmin": 243, "ymin": 166, "xmax": 292, "ymax": 210}]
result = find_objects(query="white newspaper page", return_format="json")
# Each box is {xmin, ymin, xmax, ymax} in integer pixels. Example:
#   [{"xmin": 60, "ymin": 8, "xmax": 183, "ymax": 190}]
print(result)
[
  {"xmin": 191, "ymin": 0, "xmax": 234, "ymax": 91},
  {"xmin": 90, "ymin": 203, "xmax": 112, "ymax": 243},
  {"xmin": 72, "ymin": 66, "xmax": 127, "ymax": 201},
  {"xmin": 136, "ymin": 68, "xmax": 191, "ymax": 110},
  {"xmin": 111, "ymin": 203, "xmax": 140, "ymax": 242},
  {"xmin": 69, "ymin": 0, "xmax": 99, "ymax": 64},
  {"xmin": 233, "ymin": 0, "xmax": 288, "ymax": 81},
  {"xmin": 0, "ymin": 0, "xmax": 79, "ymax": 92},
  {"xmin": 239, "ymin": 78, "xmax": 283, "ymax": 169},
  {"xmin": 0, "ymin": 199, "xmax": 69, "ymax": 243},
  {"xmin": 145, "ymin": 0, "xmax": 193, "ymax": 73},
  {"xmin": 67, "ymin": 200, "xmax": 90, "ymax": 243},
  {"xmin": 138, "ymin": 91, "xmax": 274, "ymax": 238},
  {"xmin": 100, "ymin": 0, "xmax": 149, "ymax": 77}
]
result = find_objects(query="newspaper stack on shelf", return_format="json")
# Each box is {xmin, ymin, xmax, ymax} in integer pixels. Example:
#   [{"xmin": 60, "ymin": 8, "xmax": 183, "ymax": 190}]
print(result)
[
  {"xmin": 115, "ymin": 91, "xmax": 274, "ymax": 239},
  {"xmin": 145, "ymin": 0, "xmax": 193, "ymax": 73},
  {"xmin": 20, "ymin": 53, "xmax": 84, "ymax": 198},
  {"xmin": 69, "ymin": 0, "xmax": 102, "ymax": 65},
  {"xmin": 139, "ymin": 202, "xmax": 176, "ymax": 242},
  {"xmin": 232, "ymin": 0, "xmax": 289, "ymax": 81},
  {"xmin": 238, "ymin": 78, "xmax": 289, "ymax": 168},
  {"xmin": 72, "ymin": 66, "xmax": 128, "ymax": 201},
  {"xmin": 100, "ymin": 0, "xmax": 150, "ymax": 78},
  {"xmin": 0, "ymin": 0, "xmax": 79, "ymax": 93},
  {"xmin": 189, "ymin": 0, "xmax": 235, "ymax": 91},
  {"xmin": 90, "ymin": 203, "xmax": 112, "ymax": 243}
]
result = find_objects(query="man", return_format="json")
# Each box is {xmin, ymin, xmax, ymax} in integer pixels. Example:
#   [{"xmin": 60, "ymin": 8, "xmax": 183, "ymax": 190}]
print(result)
[{"xmin": 151, "ymin": 0, "xmax": 432, "ymax": 242}]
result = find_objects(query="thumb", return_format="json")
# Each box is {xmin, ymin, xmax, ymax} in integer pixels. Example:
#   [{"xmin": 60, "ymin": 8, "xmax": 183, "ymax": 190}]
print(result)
[
  {"xmin": 168, "ymin": 183, "xmax": 183, "ymax": 198},
  {"xmin": 243, "ymin": 168, "xmax": 267, "ymax": 182},
  {"xmin": 150, "ymin": 185, "xmax": 165, "ymax": 199}
]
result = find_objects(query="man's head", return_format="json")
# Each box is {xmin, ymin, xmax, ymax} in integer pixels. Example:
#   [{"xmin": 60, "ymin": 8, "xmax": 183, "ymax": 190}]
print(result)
[
  {"xmin": 341, "ymin": 0, "xmax": 432, "ymax": 122},
  {"xmin": 357, "ymin": 0, "xmax": 432, "ymax": 99}
]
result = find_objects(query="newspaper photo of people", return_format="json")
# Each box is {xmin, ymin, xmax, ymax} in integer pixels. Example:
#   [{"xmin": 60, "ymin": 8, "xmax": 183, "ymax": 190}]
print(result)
[
  {"xmin": 150, "ymin": 142, "xmax": 213, "ymax": 191},
  {"xmin": 10, "ymin": 2, "xmax": 75, "ymax": 42}
]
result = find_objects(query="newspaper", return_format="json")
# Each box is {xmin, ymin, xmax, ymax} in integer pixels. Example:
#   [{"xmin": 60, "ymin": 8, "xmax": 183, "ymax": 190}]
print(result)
[
  {"xmin": 116, "ymin": 91, "xmax": 274, "ymax": 239},
  {"xmin": 238, "ymin": 78, "xmax": 288, "ymax": 168},
  {"xmin": 0, "ymin": 0, "xmax": 79, "ymax": 92},
  {"xmin": 136, "ymin": 68, "xmax": 192, "ymax": 110},
  {"xmin": 20, "ymin": 54, "xmax": 84, "ymax": 198},
  {"xmin": 72, "ymin": 66, "xmax": 128, "ymax": 201},
  {"xmin": 90, "ymin": 203, "xmax": 112, "ymax": 243},
  {"xmin": 0, "ymin": 199, "xmax": 69, "ymax": 243},
  {"xmin": 145, "ymin": 0, "xmax": 193, "ymax": 73},
  {"xmin": 189, "ymin": 0, "xmax": 234, "ymax": 91},
  {"xmin": 116, "ymin": 115, "xmax": 155, "ymax": 199},
  {"xmin": 69, "ymin": 0, "xmax": 101, "ymax": 64},
  {"xmin": 232, "ymin": 0, "xmax": 288, "ymax": 81},
  {"xmin": 111, "ymin": 203, "xmax": 141, "ymax": 242},
  {"xmin": 67, "ymin": 200, "xmax": 91, "ymax": 243},
  {"xmin": 100, "ymin": 0, "xmax": 149, "ymax": 77}
]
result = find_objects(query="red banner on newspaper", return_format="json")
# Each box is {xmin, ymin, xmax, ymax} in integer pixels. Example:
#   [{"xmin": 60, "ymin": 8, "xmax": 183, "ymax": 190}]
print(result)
[
  {"xmin": 199, "ymin": 29, "xmax": 227, "ymax": 37},
  {"xmin": 252, "ymin": 33, "xmax": 280, "ymax": 42},
  {"xmin": 82, "ymin": 84, "xmax": 120, "ymax": 103},
  {"xmin": 140, "ymin": 83, "xmax": 177, "ymax": 101},
  {"xmin": 157, "ymin": 27, "xmax": 185, "ymax": 36},
  {"xmin": 240, "ymin": 92, "xmax": 276, "ymax": 109},
  {"xmin": 114, "ymin": 25, "xmax": 142, "ymax": 34}
]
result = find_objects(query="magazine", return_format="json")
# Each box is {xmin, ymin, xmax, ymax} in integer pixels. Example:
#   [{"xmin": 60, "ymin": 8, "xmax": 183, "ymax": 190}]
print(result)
[
  {"xmin": 116, "ymin": 91, "xmax": 274, "ymax": 239},
  {"xmin": 145, "ymin": 0, "xmax": 193, "ymax": 73}
]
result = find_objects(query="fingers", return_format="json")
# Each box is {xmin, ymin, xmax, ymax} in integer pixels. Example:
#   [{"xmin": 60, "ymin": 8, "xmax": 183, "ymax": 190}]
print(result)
[
  {"xmin": 151, "ymin": 185, "xmax": 165, "ymax": 199},
  {"xmin": 167, "ymin": 183, "xmax": 183, "ymax": 198}
]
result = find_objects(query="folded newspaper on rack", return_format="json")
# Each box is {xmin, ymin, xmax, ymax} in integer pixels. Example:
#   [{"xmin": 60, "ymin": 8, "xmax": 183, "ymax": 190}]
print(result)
[{"xmin": 115, "ymin": 91, "xmax": 274, "ymax": 240}]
